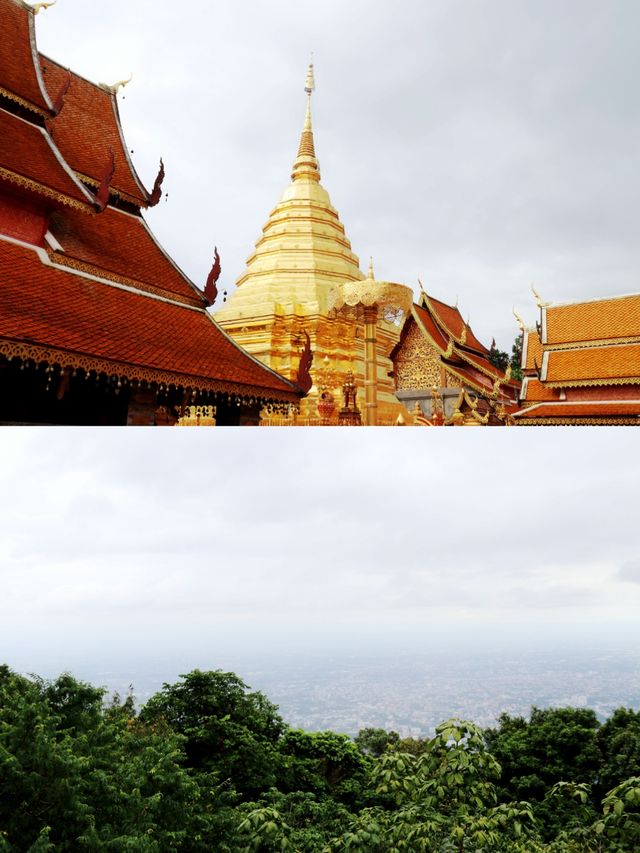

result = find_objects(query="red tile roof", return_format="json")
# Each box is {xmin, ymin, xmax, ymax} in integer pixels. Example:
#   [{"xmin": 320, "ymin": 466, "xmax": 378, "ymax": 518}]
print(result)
[
  {"xmin": 520, "ymin": 377, "xmax": 560, "ymax": 402},
  {"xmin": 48, "ymin": 205, "xmax": 206, "ymax": 307},
  {"xmin": 455, "ymin": 347, "xmax": 504, "ymax": 379},
  {"xmin": 40, "ymin": 56, "xmax": 150, "ymax": 207},
  {"xmin": 544, "ymin": 343, "xmax": 640, "ymax": 384},
  {"xmin": 424, "ymin": 294, "xmax": 489, "ymax": 354},
  {"xmin": 0, "ymin": 0, "xmax": 52, "ymax": 115},
  {"xmin": 413, "ymin": 302, "xmax": 448, "ymax": 350},
  {"xmin": 545, "ymin": 294, "xmax": 640, "ymax": 345},
  {"xmin": 0, "ymin": 237, "xmax": 299, "ymax": 399},
  {"xmin": 0, "ymin": 107, "xmax": 94, "ymax": 209},
  {"xmin": 515, "ymin": 401, "xmax": 640, "ymax": 420}
]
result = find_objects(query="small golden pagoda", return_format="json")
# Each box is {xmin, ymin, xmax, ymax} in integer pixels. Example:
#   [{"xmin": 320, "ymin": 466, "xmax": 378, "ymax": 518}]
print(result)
[{"xmin": 214, "ymin": 64, "xmax": 407, "ymax": 423}]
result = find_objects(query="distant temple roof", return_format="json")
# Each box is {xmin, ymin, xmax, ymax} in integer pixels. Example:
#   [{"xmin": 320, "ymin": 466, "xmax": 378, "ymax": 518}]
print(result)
[{"xmin": 515, "ymin": 290, "xmax": 640, "ymax": 425}]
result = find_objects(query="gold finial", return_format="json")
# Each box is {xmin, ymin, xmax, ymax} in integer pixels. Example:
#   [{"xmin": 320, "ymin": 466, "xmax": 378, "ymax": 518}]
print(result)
[
  {"xmin": 367, "ymin": 257, "xmax": 375, "ymax": 280},
  {"xmin": 504, "ymin": 363, "xmax": 512, "ymax": 382},
  {"xmin": 531, "ymin": 283, "xmax": 550, "ymax": 308},
  {"xmin": 31, "ymin": 1, "xmax": 56, "ymax": 13},
  {"xmin": 292, "ymin": 62, "xmax": 320, "ymax": 183},
  {"xmin": 418, "ymin": 277, "xmax": 425, "ymax": 293},
  {"xmin": 304, "ymin": 62, "xmax": 315, "ymax": 95},
  {"xmin": 513, "ymin": 307, "xmax": 526, "ymax": 332}
]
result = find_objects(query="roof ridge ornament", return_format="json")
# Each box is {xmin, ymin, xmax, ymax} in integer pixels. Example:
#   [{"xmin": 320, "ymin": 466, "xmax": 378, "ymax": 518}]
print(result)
[
  {"xmin": 204, "ymin": 247, "xmax": 221, "ymax": 307},
  {"xmin": 95, "ymin": 147, "xmax": 115, "ymax": 212},
  {"xmin": 30, "ymin": 1, "xmax": 56, "ymax": 14},
  {"xmin": 51, "ymin": 69, "xmax": 72, "ymax": 115},
  {"xmin": 148, "ymin": 158, "xmax": 165, "ymax": 207},
  {"xmin": 531, "ymin": 283, "xmax": 550, "ymax": 308},
  {"xmin": 513, "ymin": 307, "xmax": 526, "ymax": 333},
  {"xmin": 100, "ymin": 73, "xmax": 133, "ymax": 96}
]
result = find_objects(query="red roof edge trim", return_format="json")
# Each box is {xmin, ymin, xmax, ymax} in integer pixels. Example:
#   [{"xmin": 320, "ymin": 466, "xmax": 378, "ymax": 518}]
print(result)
[
  {"xmin": 412, "ymin": 304, "xmax": 447, "ymax": 355},
  {"xmin": 27, "ymin": 10, "xmax": 54, "ymax": 114},
  {"xmin": 109, "ymin": 92, "xmax": 151, "ymax": 205},
  {"xmin": 139, "ymin": 215, "xmax": 208, "ymax": 306}
]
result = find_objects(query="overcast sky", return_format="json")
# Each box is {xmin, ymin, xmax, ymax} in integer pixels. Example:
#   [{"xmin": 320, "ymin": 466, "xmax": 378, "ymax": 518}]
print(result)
[
  {"xmin": 33, "ymin": 0, "xmax": 640, "ymax": 350},
  {"xmin": 2, "ymin": 429, "xmax": 639, "ymax": 678}
]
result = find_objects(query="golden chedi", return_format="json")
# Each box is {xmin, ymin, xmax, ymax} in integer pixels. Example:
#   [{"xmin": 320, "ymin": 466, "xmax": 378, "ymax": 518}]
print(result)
[{"xmin": 214, "ymin": 64, "xmax": 407, "ymax": 423}]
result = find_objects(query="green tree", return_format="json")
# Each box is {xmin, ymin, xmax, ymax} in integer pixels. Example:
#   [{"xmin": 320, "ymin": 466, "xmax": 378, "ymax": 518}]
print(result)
[
  {"xmin": 354, "ymin": 727, "xmax": 400, "ymax": 758},
  {"xmin": 486, "ymin": 707, "xmax": 601, "ymax": 839},
  {"xmin": 141, "ymin": 669, "xmax": 286, "ymax": 798}
]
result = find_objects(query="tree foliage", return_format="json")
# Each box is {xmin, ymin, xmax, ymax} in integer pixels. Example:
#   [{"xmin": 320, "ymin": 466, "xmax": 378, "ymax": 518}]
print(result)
[{"xmin": 1, "ymin": 664, "xmax": 640, "ymax": 852}]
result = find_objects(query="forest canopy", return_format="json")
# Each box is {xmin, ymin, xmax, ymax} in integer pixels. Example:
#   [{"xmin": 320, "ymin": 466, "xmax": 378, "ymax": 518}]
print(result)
[{"xmin": 1, "ymin": 665, "xmax": 639, "ymax": 852}]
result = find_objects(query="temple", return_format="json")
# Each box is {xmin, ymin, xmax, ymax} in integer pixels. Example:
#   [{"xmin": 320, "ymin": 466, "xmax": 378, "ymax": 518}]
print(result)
[
  {"xmin": 214, "ymin": 64, "xmax": 407, "ymax": 423},
  {"xmin": 391, "ymin": 289, "xmax": 519, "ymax": 425},
  {"xmin": 514, "ymin": 291, "xmax": 640, "ymax": 425},
  {"xmin": 0, "ymin": 0, "xmax": 304, "ymax": 425}
]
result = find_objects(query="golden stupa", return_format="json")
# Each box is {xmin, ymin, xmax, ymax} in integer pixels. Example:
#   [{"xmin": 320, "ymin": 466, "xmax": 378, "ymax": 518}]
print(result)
[{"xmin": 214, "ymin": 64, "xmax": 408, "ymax": 423}]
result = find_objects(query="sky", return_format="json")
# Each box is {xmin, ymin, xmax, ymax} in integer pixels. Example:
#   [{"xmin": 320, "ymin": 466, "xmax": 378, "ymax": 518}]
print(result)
[
  {"xmin": 33, "ymin": 0, "xmax": 640, "ymax": 350},
  {"xmin": 2, "ymin": 428, "xmax": 639, "ymax": 678}
]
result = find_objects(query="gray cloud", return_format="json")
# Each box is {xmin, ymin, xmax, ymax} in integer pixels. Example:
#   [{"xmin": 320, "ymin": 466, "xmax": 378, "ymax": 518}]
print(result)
[
  {"xmin": 618, "ymin": 561, "xmax": 640, "ymax": 584},
  {"xmin": 31, "ymin": 0, "xmax": 640, "ymax": 351}
]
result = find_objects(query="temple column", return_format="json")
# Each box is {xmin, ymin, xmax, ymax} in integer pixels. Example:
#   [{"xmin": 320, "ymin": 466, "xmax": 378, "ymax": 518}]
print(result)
[{"xmin": 363, "ymin": 305, "xmax": 378, "ymax": 426}]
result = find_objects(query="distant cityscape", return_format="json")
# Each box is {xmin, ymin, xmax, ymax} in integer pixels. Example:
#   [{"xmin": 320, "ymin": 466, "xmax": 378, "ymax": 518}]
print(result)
[{"xmin": 45, "ymin": 647, "xmax": 640, "ymax": 739}]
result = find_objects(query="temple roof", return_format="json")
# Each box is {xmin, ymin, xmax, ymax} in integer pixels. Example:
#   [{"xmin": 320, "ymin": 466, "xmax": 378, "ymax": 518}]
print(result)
[
  {"xmin": 0, "ymin": 107, "xmax": 95, "ymax": 210},
  {"xmin": 515, "ymin": 401, "xmax": 640, "ymax": 421},
  {"xmin": 48, "ymin": 205, "xmax": 207, "ymax": 307},
  {"xmin": 522, "ymin": 328, "xmax": 543, "ymax": 372},
  {"xmin": 216, "ymin": 64, "xmax": 363, "ymax": 320},
  {"xmin": 40, "ymin": 55, "xmax": 152, "ymax": 207},
  {"xmin": 0, "ymin": 0, "xmax": 53, "ymax": 116},
  {"xmin": 542, "ymin": 342, "xmax": 640, "ymax": 385},
  {"xmin": 544, "ymin": 293, "xmax": 640, "ymax": 345},
  {"xmin": 0, "ymin": 236, "xmax": 300, "ymax": 401},
  {"xmin": 422, "ymin": 293, "xmax": 489, "ymax": 354}
]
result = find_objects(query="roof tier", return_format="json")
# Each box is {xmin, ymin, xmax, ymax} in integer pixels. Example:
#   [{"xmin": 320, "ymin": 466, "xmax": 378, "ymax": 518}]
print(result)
[
  {"xmin": 545, "ymin": 294, "xmax": 640, "ymax": 345},
  {"xmin": 40, "ymin": 56, "xmax": 151, "ymax": 207},
  {"xmin": 0, "ymin": 237, "xmax": 300, "ymax": 400},
  {"xmin": 0, "ymin": 0, "xmax": 53, "ymax": 116},
  {"xmin": 0, "ymin": 107, "xmax": 94, "ymax": 210},
  {"xmin": 48, "ymin": 205, "xmax": 206, "ymax": 307},
  {"xmin": 543, "ymin": 342, "xmax": 640, "ymax": 385}
]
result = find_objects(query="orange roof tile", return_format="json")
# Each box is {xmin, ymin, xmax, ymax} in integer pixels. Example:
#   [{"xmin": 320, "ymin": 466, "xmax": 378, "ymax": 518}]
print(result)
[
  {"xmin": 455, "ymin": 347, "xmax": 505, "ymax": 379},
  {"xmin": 520, "ymin": 377, "xmax": 560, "ymax": 402},
  {"xmin": 413, "ymin": 302, "xmax": 448, "ymax": 350},
  {"xmin": 523, "ymin": 329, "xmax": 542, "ymax": 372},
  {"xmin": 40, "ymin": 56, "xmax": 150, "ymax": 207},
  {"xmin": 546, "ymin": 294, "xmax": 640, "ymax": 345},
  {"xmin": 424, "ymin": 293, "xmax": 489, "ymax": 354},
  {"xmin": 48, "ymin": 205, "xmax": 206, "ymax": 307},
  {"xmin": 544, "ymin": 343, "xmax": 640, "ymax": 384},
  {"xmin": 0, "ymin": 237, "xmax": 299, "ymax": 399},
  {"xmin": 0, "ymin": 107, "xmax": 94, "ymax": 209},
  {"xmin": 515, "ymin": 401, "xmax": 640, "ymax": 419},
  {"xmin": 0, "ymin": 0, "xmax": 52, "ymax": 115}
]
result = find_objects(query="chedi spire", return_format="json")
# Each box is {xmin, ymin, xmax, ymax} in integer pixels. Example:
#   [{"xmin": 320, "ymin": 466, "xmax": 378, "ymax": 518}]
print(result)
[{"xmin": 291, "ymin": 62, "xmax": 320, "ymax": 183}]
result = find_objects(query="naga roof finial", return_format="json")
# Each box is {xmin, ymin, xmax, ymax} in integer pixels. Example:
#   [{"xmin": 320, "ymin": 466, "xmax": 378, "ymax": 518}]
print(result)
[
  {"xmin": 513, "ymin": 307, "xmax": 526, "ymax": 332},
  {"xmin": 100, "ymin": 73, "xmax": 133, "ymax": 96},
  {"xmin": 531, "ymin": 283, "xmax": 550, "ymax": 308},
  {"xmin": 31, "ymin": 1, "xmax": 56, "ymax": 14},
  {"xmin": 204, "ymin": 247, "xmax": 221, "ymax": 307}
]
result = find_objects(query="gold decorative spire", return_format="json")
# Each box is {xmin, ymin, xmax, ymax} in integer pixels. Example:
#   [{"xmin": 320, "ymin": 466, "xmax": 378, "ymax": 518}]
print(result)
[
  {"xmin": 368, "ymin": 257, "xmax": 375, "ymax": 280},
  {"xmin": 292, "ymin": 63, "xmax": 320, "ymax": 183}
]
